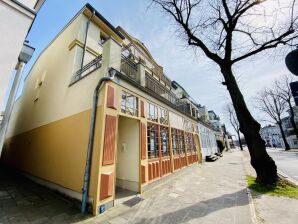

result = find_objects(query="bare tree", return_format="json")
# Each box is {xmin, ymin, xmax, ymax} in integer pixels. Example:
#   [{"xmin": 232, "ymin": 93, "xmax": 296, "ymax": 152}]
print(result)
[
  {"xmin": 151, "ymin": 0, "xmax": 298, "ymax": 184},
  {"xmin": 275, "ymin": 74, "xmax": 298, "ymax": 139},
  {"xmin": 224, "ymin": 104, "xmax": 243, "ymax": 150},
  {"xmin": 256, "ymin": 89, "xmax": 290, "ymax": 150}
]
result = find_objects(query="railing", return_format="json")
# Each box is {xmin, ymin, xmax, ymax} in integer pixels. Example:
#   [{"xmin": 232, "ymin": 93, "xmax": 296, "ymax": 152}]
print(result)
[
  {"xmin": 74, "ymin": 55, "xmax": 102, "ymax": 80},
  {"xmin": 121, "ymin": 55, "xmax": 138, "ymax": 80},
  {"xmin": 145, "ymin": 73, "xmax": 181, "ymax": 105}
]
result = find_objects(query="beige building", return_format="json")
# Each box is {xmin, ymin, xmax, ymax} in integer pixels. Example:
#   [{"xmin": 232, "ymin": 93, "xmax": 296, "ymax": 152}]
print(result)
[
  {"xmin": 2, "ymin": 4, "xmax": 218, "ymax": 215},
  {"xmin": 0, "ymin": 0, "xmax": 45, "ymax": 109}
]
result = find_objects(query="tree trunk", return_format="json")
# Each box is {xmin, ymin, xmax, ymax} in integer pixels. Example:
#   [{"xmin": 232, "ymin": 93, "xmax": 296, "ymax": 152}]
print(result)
[
  {"xmin": 288, "ymin": 102, "xmax": 298, "ymax": 139},
  {"xmin": 237, "ymin": 132, "xmax": 243, "ymax": 151},
  {"xmin": 221, "ymin": 64, "xmax": 277, "ymax": 185},
  {"xmin": 277, "ymin": 121, "xmax": 290, "ymax": 151}
]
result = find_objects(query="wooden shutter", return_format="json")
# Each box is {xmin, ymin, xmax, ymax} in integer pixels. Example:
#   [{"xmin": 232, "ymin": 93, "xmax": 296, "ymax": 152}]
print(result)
[
  {"xmin": 102, "ymin": 115, "xmax": 117, "ymax": 165},
  {"xmin": 141, "ymin": 123, "xmax": 146, "ymax": 160},
  {"xmin": 100, "ymin": 172, "xmax": 114, "ymax": 200},
  {"xmin": 106, "ymin": 85, "xmax": 117, "ymax": 109}
]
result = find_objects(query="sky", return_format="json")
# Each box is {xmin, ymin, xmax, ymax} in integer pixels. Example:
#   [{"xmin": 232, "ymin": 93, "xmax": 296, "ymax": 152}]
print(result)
[{"xmin": 3, "ymin": 0, "xmax": 296, "ymax": 135}]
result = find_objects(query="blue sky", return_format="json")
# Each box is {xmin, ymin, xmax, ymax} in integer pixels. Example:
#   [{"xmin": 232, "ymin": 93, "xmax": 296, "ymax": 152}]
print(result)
[{"xmin": 10, "ymin": 0, "xmax": 296, "ymax": 134}]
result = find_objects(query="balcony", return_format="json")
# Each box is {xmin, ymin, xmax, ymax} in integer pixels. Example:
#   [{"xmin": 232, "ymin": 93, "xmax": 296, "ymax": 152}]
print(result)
[
  {"xmin": 145, "ymin": 73, "xmax": 180, "ymax": 105},
  {"xmin": 73, "ymin": 55, "xmax": 102, "ymax": 82},
  {"xmin": 120, "ymin": 55, "xmax": 138, "ymax": 80},
  {"xmin": 119, "ymin": 54, "xmax": 199, "ymax": 120}
]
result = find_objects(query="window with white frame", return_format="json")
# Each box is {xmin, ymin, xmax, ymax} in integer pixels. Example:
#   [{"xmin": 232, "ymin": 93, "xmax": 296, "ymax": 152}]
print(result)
[{"xmin": 121, "ymin": 91, "xmax": 138, "ymax": 116}]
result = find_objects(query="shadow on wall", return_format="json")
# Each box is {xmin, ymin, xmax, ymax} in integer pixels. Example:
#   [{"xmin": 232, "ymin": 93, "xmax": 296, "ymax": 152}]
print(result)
[{"xmin": 135, "ymin": 188, "xmax": 249, "ymax": 224}]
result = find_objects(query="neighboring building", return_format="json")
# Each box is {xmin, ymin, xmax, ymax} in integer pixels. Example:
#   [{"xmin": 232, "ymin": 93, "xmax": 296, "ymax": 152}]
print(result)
[
  {"xmin": 0, "ymin": 0, "xmax": 45, "ymax": 109},
  {"xmin": 281, "ymin": 115, "xmax": 298, "ymax": 148},
  {"xmin": 208, "ymin": 110, "xmax": 221, "ymax": 132},
  {"xmin": 260, "ymin": 125, "xmax": 282, "ymax": 147},
  {"xmin": 0, "ymin": 112, "xmax": 4, "ymax": 128},
  {"xmin": 1, "ymin": 4, "xmax": 220, "ymax": 215},
  {"xmin": 197, "ymin": 105, "xmax": 209, "ymax": 122}
]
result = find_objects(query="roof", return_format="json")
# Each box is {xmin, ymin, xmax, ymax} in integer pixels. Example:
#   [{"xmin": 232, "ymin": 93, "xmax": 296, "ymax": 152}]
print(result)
[
  {"xmin": 24, "ymin": 3, "xmax": 124, "ymax": 81},
  {"xmin": 171, "ymin": 81, "xmax": 190, "ymax": 97},
  {"xmin": 85, "ymin": 4, "xmax": 124, "ymax": 40}
]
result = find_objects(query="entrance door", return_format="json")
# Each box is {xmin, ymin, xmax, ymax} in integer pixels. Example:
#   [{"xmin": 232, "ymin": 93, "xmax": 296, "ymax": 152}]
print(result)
[{"xmin": 115, "ymin": 116, "xmax": 140, "ymax": 204}]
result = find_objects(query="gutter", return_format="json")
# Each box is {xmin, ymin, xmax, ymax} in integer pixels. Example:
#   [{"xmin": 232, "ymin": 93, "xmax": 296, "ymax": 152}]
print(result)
[
  {"xmin": 81, "ymin": 68, "xmax": 117, "ymax": 214},
  {"xmin": 81, "ymin": 9, "xmax": 95, "ymax": 70}
]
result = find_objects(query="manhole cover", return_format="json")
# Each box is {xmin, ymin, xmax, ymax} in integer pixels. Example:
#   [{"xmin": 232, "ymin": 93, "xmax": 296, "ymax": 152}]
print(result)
[{"xmin": 123, "ymin": 196, "xmax": 144, "ymax": 207}]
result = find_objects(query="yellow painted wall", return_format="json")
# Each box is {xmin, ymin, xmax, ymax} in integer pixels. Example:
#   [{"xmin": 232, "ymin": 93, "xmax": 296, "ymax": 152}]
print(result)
[
  {"xmin": 2, "ymin": 7, "xmax": 121, "ymax": 203},
  {"xmin": 116, "ymin": 116, "xmax": 140, "ymax": 192}
]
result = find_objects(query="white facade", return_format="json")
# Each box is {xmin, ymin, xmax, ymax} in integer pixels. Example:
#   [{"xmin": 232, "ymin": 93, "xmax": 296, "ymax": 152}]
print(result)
[
  {"xmin": 260, "ymin": 125, "xmax": 282, "ymax": 147},
  {"xmin": 0, "ymin": 0, "xmax": 45, "ymax": 109},
  {"xmin": 198, "ymin": 123, "xmax": 218, "ymax": 157}
]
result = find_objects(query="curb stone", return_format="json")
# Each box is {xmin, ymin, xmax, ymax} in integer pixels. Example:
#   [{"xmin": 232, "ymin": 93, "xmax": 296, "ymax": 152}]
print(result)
[
  {"xmin": 277, "ymin": 170, "xmax": 298, "ymax": 186},
  {"xmin": 246, "ymin": 187, "xmax": 258, "ymax": 224}
]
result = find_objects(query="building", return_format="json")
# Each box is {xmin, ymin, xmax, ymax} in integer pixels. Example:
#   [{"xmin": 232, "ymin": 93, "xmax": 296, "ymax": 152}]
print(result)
[
  {"xmin": 1, "ymin": 4, "xmax": 220, "ymax": 215},
  {"xmin": 0, "ymin": 0, "xmax": 45, "ymax": 109},
  {"xmin": 0, "ymin": 112, "xmax": 4, "ymax": 128},
  {"xmin": 281, "ymin": 115, "xmax": 298, "ymax": 148},
  {"xmin": 260, "ymin": 125, "xmax": 283, "ymax": 147}
]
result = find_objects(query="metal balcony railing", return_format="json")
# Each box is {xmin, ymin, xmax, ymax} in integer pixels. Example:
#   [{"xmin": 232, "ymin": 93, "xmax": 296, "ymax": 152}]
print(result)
[{"xmin": 74, "ymin": 55, "xmax": 102, "ymax": 80}]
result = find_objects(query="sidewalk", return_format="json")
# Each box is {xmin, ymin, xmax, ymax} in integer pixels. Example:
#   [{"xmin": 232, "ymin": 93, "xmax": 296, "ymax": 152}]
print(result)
[
  {"xmin": 242, "ymin": 149, "xmax": 298, "ymax": 224},
  {"xmin": 0, "ymin": 150, "xmax": 253, "ymax": 224}
]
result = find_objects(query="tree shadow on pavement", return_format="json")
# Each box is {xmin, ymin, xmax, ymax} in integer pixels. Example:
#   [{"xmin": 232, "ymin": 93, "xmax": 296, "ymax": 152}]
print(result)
[{"xmin": 135, "ymin": 188, "xmax": 250, "ymax": 224}]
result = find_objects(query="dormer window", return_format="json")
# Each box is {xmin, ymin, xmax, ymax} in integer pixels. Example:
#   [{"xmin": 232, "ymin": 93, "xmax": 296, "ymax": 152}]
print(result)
[{"xmin": 100, "ymin": 34, "xmax": 107, "ymax": 45}]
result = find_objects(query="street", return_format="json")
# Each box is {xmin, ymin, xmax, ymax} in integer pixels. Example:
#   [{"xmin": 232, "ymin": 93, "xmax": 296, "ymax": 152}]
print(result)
[{"xmin": 267, "ymin": 148, "xmax": 298, "ymax": 183}]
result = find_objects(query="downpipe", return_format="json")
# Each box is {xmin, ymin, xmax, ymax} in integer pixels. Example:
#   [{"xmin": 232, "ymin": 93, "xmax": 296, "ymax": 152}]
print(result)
[
  {"xmin": 81, "ymin": 10, "xmax": 95, "ymax": 70},
  {"xmin": 81, "ymin": 68, "xmax": 117, "ymax": 214}
]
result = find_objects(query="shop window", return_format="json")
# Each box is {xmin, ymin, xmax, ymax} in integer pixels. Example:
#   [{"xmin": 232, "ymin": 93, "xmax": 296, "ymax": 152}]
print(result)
[
  {"xmin": 147, "ymin": 102, "xmax": 158, "ymax": 122},
  {"xmin": 160, "ymin": 126, "xmax": 170, "ymax": 157},
  {"xmin": 159, "ymin": 108, "xmax": 168, "ymax": 125},
  {"xmin": 171, "ymin": 129, "xmax": 179, "ymax": 155},
  {"xmin": 186, "ymin": 133, "xmax": 194, "ymax": 153},
  {"xmin": 178, "ymin": 130, "xmax": 186, "ymax": 154},
  {"xmin": 147, "ymin": 123, "xmax": 159, "ymax": 158},
  {"xmin": 121, "ymin": 91, "xmax": 138, "ymax": 116}
]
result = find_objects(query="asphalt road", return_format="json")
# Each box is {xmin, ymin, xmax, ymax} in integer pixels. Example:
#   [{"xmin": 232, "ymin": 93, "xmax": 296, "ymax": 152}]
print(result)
[{"xmin": 267, "ymin": 148, "xmax": 298, "ymax": 183}]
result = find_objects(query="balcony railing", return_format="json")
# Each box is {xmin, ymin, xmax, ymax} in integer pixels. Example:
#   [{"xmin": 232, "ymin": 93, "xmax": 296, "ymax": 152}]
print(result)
[
  {"xmin": 121, "ymin": 55, "xmax": 138, "ymax": 80},
  {"xmin": 74, "ymin": 55, "xmax": 102, "ymax": 80},
  {"xmin": 145, "ymin": 73, "xmax": 182, "ymax": 105}
]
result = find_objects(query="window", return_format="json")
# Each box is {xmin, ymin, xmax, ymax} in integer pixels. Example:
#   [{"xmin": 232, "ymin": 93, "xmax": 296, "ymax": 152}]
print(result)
[
  {"xmin": 147, "ymin": 123, "xmax": 159, "ymax": 158},
  {"xmin": 159, "ymin": 108, "xmax": 168, "ymax": 125},
  {"xmin": 185, "ymin": 133, "xmax": 194, "ymax": 153},
  {"xmin": 100, "ymin": 34, "xmax": 107, "ymax": 45},
  {"xmin": 121, "ymin": 91, "xmax": 138, "ymax": 116},
  {"xmin": 171, "ymin": 129, "xmax": 185, "ymax": 155},
  {"xmin": 184, "ymin": 119, "xmax": 192, "ymax": 132},
  {"xmin": 178, "ymin": 130, "xmax": 186, "ymax": 154},
  {"xmin": 147, "ymin": 103, "xmax": 158, "ymax": 122},
  {"xmin": 171, "ymin": 129, "xmax": 179, "ymax": 155},
  {"xmin": 160, "ymin": 126, "xmax": 170, "ymax": 156}
]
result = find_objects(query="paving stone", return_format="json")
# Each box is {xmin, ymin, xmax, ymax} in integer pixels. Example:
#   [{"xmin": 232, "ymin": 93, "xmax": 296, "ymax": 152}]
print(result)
[{"xmin": 108, "ymin": 216, "xmax": 128, "ymax": 224}]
